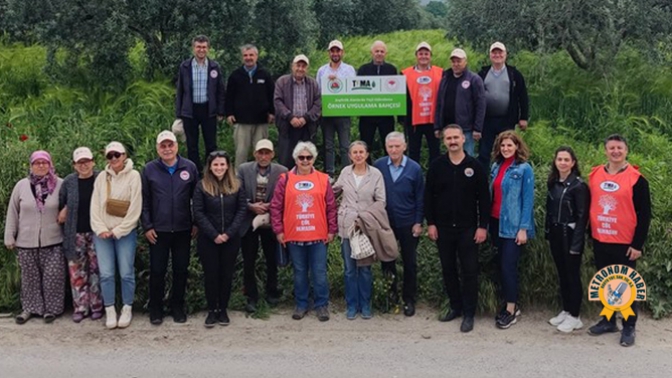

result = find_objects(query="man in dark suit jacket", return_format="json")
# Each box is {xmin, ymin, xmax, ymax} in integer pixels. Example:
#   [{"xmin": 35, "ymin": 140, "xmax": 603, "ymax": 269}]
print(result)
[
  {"xmin": 237, "ymin": 139, "xmax": 288, "ymax": 313},
  {"xmin": 175, "ymin": 35, "xmax": 226, "ymax": 173}
]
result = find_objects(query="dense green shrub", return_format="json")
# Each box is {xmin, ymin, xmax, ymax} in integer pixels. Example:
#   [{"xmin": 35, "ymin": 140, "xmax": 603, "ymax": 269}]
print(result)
[{"xmin": 1, "ymin": 31, "xmax": 670, "ymax": 318}]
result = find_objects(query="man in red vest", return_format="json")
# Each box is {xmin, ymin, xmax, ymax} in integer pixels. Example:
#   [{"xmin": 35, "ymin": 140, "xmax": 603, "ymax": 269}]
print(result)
[
  {"xmin": 402, "ymin": 42, "xmax": 444, "ymax": 167},
  {"xmin": 587, "ymin": 134, "xmax": 651, "ymax": 347}
]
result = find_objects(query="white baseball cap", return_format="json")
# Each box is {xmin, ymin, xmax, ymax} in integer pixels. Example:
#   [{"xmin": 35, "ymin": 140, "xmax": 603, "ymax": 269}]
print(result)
[
  {"xmin": 415, "ymin": 42, "xmax": 432, "ymax": 52},
  {"xmin": 489, "ymin": 42, "xmax": 507, "ymax": 52},
  {"xmin": 255, "ymin": 139, "xmax": 274, "ymax": 152},
  {"xmin": 105, "ymin": 141, "xmax": 126, "ymax": 155},
  {"xmin": 72, "ymin": 147, "xmax": 93, "ymax": 163},
  {"xmin": 450, "ymin": 48, "xmax": 467, "ymax": 59},
  {"xmin": 327, "ymin": 40, "xmax": 344, "ymax": 51},
  {"xmin": 293, "ymin": 54, "xmax": 310, "ymax": 65},
  {"xmin": 156, "ymin": 130, "xmax": 177, "ymax": 144}
]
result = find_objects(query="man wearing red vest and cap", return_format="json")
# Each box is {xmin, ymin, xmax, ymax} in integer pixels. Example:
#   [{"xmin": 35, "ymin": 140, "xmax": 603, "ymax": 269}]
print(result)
[{"xmin": 402, "ymin": 42, "xmax": 444, "ymax": 167}]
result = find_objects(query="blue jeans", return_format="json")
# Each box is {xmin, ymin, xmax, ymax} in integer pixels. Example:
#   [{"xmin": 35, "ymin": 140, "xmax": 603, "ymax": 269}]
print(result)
[
  {"xmin": 464, "ymin": 131, "xmax": 476, "ymax": 157},
  {"xmin": 490, "ymin": 219, "xmax": 521, "ymax": 304},
  {"xmin": 341, "ymin": 239, "xmax": 372, "ymax": 312},
  {"xmin": 322, "ymin": 117, "xmax": 351, "ymax": 176},
  {"xmin": 288, "ymin": 242, "xmax": 330, "ymax": 309},
  {"xmin": 94, "ymin": 229, "xmax": 137, "ymax": 306}
]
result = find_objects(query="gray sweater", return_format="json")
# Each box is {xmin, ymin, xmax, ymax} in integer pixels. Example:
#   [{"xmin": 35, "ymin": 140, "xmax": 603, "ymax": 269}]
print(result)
[
  {"xmin": 59, "ymin": 171, "xmax": 100, "ymax": 260},
  {"xmin": 4, "ymin": 177, "xmax": 63, "ymax": 249}
]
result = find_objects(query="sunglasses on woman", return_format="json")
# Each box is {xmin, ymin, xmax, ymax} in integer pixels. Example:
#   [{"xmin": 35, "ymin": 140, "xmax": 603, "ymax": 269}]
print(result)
[
  {"xmin": 297, "ymin": 155, "xmax": 314, "ymax": 161},
  {"xmin": 106, "ymin": 152, "xmax": 123, "ymax": 160},
  {"xmin": 209, "ymin": 150, "xmax": 229, "ymax": 158}
]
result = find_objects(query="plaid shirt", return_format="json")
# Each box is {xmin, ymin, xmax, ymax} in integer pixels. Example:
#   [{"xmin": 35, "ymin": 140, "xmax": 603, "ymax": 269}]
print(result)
[
  {"xmin": 291, "ymin": 78, "xmax": 308, "ymax": 117},
  {"xmin": 191, "ymin": 58, "xmax": 208, "ymax": 104}
]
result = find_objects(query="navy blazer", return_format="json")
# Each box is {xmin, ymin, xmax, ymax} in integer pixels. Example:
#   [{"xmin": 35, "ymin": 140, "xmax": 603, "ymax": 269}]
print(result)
[{"xmin": 175, "ymin": 58, "xmax": 226, "ymax": 119}]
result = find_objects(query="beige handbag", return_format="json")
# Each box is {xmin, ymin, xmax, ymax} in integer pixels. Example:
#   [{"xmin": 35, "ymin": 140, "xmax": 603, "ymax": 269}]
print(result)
[
  {"xmin": 348, "ymin": 223, "xmax": 375, "ymax": 260},
  {"xmin": 105, "ymin": 174, "xmax": 130, "ymax": 218}
]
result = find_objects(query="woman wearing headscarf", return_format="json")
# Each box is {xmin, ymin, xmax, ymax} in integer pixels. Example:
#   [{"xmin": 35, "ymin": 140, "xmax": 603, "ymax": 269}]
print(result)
[{"xmin": 5, "ymin": 150, "xmax": 65, "ymax": 324}]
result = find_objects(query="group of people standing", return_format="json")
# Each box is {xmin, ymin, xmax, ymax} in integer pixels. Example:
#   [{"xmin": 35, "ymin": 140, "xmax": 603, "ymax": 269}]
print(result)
[{"xmin": 3, "ymin": 35, "xmax": 651, "ymax": 349}]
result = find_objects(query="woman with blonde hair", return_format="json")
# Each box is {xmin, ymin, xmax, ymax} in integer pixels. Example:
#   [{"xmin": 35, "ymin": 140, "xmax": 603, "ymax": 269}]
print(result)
[
  {"xmin": 489, "ymin": 130, "xmax": 535, "ymax": 329},
  {"xmin": 193, "ymin": 151, "xmax": 247, "ymax": 328}
]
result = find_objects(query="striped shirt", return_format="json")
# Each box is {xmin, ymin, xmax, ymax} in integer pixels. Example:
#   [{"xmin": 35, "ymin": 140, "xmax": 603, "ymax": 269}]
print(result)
[
  {"xmin": 292, "ymin": 78, "xmax": 308, "ymax": 117},
  {"xmin": 191, "ymin": 58, "xmax": 208, "ymax": 104}
]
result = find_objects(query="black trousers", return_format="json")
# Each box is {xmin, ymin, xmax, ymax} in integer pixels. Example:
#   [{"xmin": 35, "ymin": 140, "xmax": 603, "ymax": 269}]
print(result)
[
  {"xmin": 359, "ymin": 116, "xmax": 395, "ymax": 162},
  {"xmin": 278, "ymin": 126, "xmax": 313, "ymax": 170},
  {"xmin": 406, "ymin": 123, "xmax": 440, "ymax": 167},
  {"xmin": 148, "ymin": 230, "xmax": 192, "ymax": 312},
  {"xmin": 593, "ymin": 239, "xmax": 639, "ymax": 327},
  {"xmin": 198, "ymin": 236, "xmax": 240, "ymax": 311},
  {"xmin": 381, "ymin": 226, "xmax": 419, "ymax": 305},
  {"xmin": 436, "ymin": 226, "xmax": 479, "ymax": 316},
  {"xmin": 184, "ymin": 103, "xmax": 218, "ymax": 172},
  {"xmin": 477, "ymin": 116, "xmax": 512, "ymax": 171},
  {"xmin": 548, "ymin": 224, "xmax": 583, "ymax": 317},
  {"xmin": 241, "ymin": 226, "xmax": 279, "ymax": 302}
]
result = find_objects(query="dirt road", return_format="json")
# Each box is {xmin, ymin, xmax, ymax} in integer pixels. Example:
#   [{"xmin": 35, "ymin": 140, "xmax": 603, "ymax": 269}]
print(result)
[{"xmin": 1, "ymin": 307, "xmax": 670, "ymax": 377}]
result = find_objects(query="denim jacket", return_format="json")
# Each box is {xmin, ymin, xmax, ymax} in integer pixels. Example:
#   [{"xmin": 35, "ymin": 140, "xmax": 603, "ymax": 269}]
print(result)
[{"xmin": 490, "ymin": 160, "xmax": 536, "ymax": 239}]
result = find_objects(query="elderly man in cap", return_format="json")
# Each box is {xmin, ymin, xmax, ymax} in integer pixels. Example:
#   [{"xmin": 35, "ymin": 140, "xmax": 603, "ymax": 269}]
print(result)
[
  {"xmin": 477, "ymin": 42, "xmax": 529, "ymax": 170},
  {"xmin": 225, "ymin": 44, "xmax": 276, "ymax": 167},
  {"xmin": 274, "ymin": 54, "xmax": 322, "ymax": 169},
  {"xmin": 402, "ymin": 42, "xmax": 444, "ymax": 167},
  {"xmin": 358, "ymin": 40, "xmax": 398, "ymax": 160},
  {"xmin": 434, "ymin": 48, "xmax": 486, "ymax": 157},
  {"xmin": 141, "ymin": 130, "xmax": 199, "ymax": 325},
  {"xmin": 317, "ymin": 40, "xmax": 357, "ymax": 182},
  {"xmin": 237, "ymin": 139, "xmax": 288, "ymax": 312}
]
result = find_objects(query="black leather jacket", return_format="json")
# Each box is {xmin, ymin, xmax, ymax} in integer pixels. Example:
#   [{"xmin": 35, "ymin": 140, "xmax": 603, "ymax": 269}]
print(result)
[
  {"xmin": 545, "ymin": 173, "xmax": 590, "ymax": 253},
  {"xmin": 192, "ymin": 181, "xmax": 247, "ymax": 241}
]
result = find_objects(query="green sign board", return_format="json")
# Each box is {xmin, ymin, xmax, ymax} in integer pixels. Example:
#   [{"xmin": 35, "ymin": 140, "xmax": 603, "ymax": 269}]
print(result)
[{"xmin": 321, "ymin": 75, "xmax": 407, "ymax": 116}]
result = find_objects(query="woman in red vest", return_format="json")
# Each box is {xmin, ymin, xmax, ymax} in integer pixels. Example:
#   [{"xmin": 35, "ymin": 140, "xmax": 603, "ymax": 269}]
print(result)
[
  {"xmin": 587, "ymin": 134, "xmax": 651, "ymax": 347},
  {"xmin": 270, "ymin": 141, "xmax": 338, "ymax": 322}
]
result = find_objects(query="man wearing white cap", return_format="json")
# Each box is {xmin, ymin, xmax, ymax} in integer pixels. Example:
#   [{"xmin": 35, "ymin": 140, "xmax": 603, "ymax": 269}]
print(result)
[
  {"xmin": 59, "ymin": 147, "xmax": 104, "ymax": 322},
  {"xmin": 141, "ymin": 130, "xmax": 199, "ymax": 325},
  {"xmin": 357, "ymin": 40, "xmax": 398, "ymax": 160},
  {"xmin": 477, "ymin": 42, "xmax": 529, "ymax": 170},
  {"xmin": 434, "ymin": 48, "xmax": 486, "ymax": 156},
  {"xmin": 401, "ymin": 42, "xmax": 444, "ymax": 167},
  {"xmin": 316, "ymin": 40, "xmax": 357, "ymax": 181},
  {"xmin": 237, "ymin": 139, "xmax": 288, "ymax": 313},
  {"xmin": 225, "ymin": 44, "xmax": 276, "ymax": 167},
  {"xmin": 274, "ymin": 54, "xmax": 322, "ymax": 169}
]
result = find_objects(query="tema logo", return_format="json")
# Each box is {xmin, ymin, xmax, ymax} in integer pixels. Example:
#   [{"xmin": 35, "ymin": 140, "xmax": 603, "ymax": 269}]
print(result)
[
  {"xmin": 351, "ymin": 79, "xmax": 376, "ymax": 91},
  {"xmin": 327, "ymin": 78, "xmax": 343, "ymax": 93}
]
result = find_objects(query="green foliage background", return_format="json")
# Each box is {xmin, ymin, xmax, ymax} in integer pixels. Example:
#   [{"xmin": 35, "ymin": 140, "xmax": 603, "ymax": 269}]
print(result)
[{"xmin": 1, "ymin": 30, "xmax": 671, "ymax": 319}]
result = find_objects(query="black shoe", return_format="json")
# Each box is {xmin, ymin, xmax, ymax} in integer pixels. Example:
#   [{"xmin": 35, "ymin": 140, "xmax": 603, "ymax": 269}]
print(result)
[
  {"xmin": 172, "ymin": 307, "xmax": 186, "ymax": 323},
  {"xmin": 266, "ymin": 293, "xmax": 281, "ymax": 307},
  {"xmin": 496, "ymin": 310, "xmax": 518, "ymax": 329},
  {"xmin": 316, "ymin": 306, "xmax": 330, "ymax": 322},
  {"xmin": 218, "ymin": 310, "xmax": 230, "ymax": 326},
  {"xmin": 403, "ymin": 303, "xmax": 415, "ymax": 317},
  {"xmin": 460, "ymin": 316, "xmax": 475, "ymax": 333},
  {"xmin": 495, "ymin": 304, "xmax": 521, "ymax": 321},
  {"xmin": 439, "ymin": 309, "xmax": 462, "ymax": 322},
  {"xmin": 245, "ymin": 299, "xmax": 257, "ymax": 314},
  {"xmin": 620, "ymin": 325, "xmax": 636, "ymax": 347},
  {"xmin": 292, "ymin": 307, "xmax": 308, "ymax": 320},
  {"xmin": 204, "ymin": 311, "xmax": 217, "ymax": 328},
  {"xmin": 588, "ymin": 318, "xmax": 618, "ymax": 336},
  {"xmin": 150, "ymin": 308, "xmax": 163, "ymax": 325}
]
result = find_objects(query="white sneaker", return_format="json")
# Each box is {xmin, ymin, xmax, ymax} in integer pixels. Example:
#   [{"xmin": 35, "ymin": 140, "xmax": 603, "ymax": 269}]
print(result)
[
  {"xmin": 105, "ymin": 306, "xmax": 117, "ymax": 329},
  {"xmin": 117, "ymin": 305, "xmax": 133, "ymax": 328},
  {"xmin": 549, "ymin": 310, "xmax": 569, "ymax": 326},
  {"xmin": 557, "ymin": 315, "xmax": 583, "ymax": 333}
]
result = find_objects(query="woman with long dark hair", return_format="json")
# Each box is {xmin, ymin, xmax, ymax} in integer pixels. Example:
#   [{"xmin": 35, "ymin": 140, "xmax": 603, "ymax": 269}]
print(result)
[
  {"xmin": 545, "ymin": 146, "xmax": 589, "ymax": 333},
  {"xmin": 193, "ymin": 151, "xmax": 247, "ymax": 328}
]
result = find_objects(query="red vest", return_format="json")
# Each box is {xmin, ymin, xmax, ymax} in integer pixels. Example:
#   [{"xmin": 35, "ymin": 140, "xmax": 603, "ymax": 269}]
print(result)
[
  {"xmin": 283, "ymin": 170, "xmax": 330, "ymax": 242},
  {"xmin": 402, "ymin": 66, "xmax": 443, "ymax": 126},
  {"xmin": 589, "ymin": 164, "xmax": 641, "ymax": 244}
]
